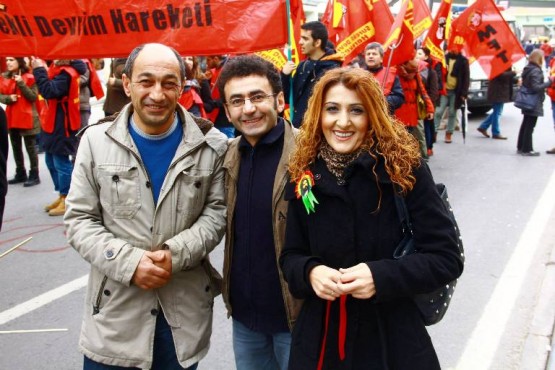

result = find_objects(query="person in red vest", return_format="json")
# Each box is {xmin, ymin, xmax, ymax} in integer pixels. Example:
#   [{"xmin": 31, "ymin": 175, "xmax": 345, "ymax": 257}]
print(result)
[
  {"xmin": 540, "ymin": 40, "xmax": 553, "ymax": 70},
  {"xmin": 361, "ymin": 42, "xmax": 405, "ymax": 114},
  {"xmin": 178, "ymin": 56, "xmax": 207, "ymax": 118},
  {"xmin": 0, "ymin": 57, "xmax": 42, "ymax": 187},
  {"xmin": 31, "ymin": 58, "xmax": 87, "ymax": 216}
]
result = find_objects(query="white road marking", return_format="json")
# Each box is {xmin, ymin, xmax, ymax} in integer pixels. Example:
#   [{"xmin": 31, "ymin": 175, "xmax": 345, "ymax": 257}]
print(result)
[
  {"xmin": 457, "ymin": 169, "xmax": 555, "ymax": 369},
  {"xmin": 0, "ymin": 275, "xmax": 88, "ymax": 326}
]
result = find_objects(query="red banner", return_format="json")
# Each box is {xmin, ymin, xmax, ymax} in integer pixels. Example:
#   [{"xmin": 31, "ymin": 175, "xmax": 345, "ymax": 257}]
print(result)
[
  {"xmin": 0, "ymin": 0, "xmax": 288, "ymax": 58},
  {"xmin": 321, "ymin": 0, "xmax": 393, "ymax": 65},
  {"xmin": 422, "ymin": 0, "xmax": 452, "ymax": 67},
  {"xmin": 412, "ymin": 0, "xmax": 432, "ymax": 39},
  {"xmin": 449, "ymin": 0, "xmax": 525, "ymax": 79}
]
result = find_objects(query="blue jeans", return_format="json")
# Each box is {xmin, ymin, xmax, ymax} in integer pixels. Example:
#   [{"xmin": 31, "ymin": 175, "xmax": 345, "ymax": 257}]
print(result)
[
  {"xmin": 44, "ymin": 153, "xmax": 73, "ymax": 195},
  {"xmin": 434, "ymin": 90, "xmax": 457, "ymax": 133},
  {"xmin": 232, "ymin": 319, "xmax": 291, "ymax": 370},
  {"xmin": 83, "ymin": 314, "xmax": 198, "ymax": 370},
  {"xmin": 479, "ymin": 102, "xmax": 504, "ymax": 136}
]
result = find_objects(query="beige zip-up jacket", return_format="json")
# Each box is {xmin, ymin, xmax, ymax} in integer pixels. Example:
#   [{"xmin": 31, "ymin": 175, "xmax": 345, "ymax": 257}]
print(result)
[
  {"xmin": 222, "ymin": 119, "xmax": 302, "ymax": 330},
  {"xmin": 64, "ymin": 103, "xmax": 227, "ymax": 369}
]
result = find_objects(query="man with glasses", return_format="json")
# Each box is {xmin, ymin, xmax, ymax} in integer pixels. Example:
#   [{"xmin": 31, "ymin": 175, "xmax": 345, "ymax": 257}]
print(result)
[
  {"xmin": 218, "ymin": 55, "xmax": 302, "ymax": 370},
  {"xmin": 64, "ymin": 43, "xmax": 228, "ymax": 370}
]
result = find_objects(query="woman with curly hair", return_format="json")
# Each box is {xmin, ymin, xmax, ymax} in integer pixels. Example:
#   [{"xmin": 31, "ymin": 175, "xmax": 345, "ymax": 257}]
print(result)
[{"xmin": 280, "ymin": 67, "xmax": 463, "ymax": 370}]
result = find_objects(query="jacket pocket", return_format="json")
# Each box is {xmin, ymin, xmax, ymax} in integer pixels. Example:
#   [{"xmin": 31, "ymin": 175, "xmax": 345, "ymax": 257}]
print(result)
[
  {"xmin": 176, "ymin": 169, "xmax": 212, "ymax": 217},
  {"xmin": 92, "ymin": 276, "xmax": 108, "ymax": 315},
  {"xmin": 97, "ymin": 165, "xmax": 141, "ymax": 219}
]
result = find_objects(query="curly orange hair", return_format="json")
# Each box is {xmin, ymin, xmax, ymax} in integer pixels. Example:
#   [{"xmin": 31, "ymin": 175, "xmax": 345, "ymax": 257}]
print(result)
[{"xmin": 288, "ymin": 67, "xmax": 420, "ymax": 195}]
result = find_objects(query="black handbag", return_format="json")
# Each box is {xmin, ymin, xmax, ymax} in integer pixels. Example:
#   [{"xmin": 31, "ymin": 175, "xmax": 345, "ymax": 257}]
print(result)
[
  {"xmin": 513, "ymin": 86, "xmax": 539, "ymax": 111},
  {"xmin": 392, "ymin": 183, "xmax": 464, "ymax": 326}
]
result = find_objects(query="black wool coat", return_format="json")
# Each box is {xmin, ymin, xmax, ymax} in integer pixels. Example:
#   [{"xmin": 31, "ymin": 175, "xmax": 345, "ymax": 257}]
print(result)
[
  {"xmin": 520, "ymin": 63, "xmax": 551, "ymax": 117},
  {"xmin": 487, "ymin": 70, "xmax": 517, "ymax": 104},
  {"xmin": 280, "ymin": 153, "xmax": 464, "ymax": 370}
]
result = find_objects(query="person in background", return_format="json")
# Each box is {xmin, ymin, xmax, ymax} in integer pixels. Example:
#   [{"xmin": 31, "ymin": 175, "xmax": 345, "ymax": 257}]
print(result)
[
  {"xmin": 103, "ymin": 58, "xmax": 130, "ymax": 116},
  {"xmin": 79, "ymin": 59, "xmax": 105, "ymax": 129},
  {"xmin": 32, "ymin": 58, "xmax": 86, "ymax": 216},
  {"xmin": 433, "ymin": 46, "xmax": 469, "ymax": 143},
  {"xmin": 476, "ymin": 67, "xmax": 516, "ymax": 140},
  {"xmin": 218, "ymin": 55, "xmax": 302, "ymax": 370},
  {"xmin": 0, "ymin": 57, "xmax": 42, "ymax": 187},
  {"xmin": 547, "ymin": 57, "xmax": 555, "ymax": 154},
  {"xmin": 416, "ymin": 47, "xmax": 440, "ymax": 156},
  {"xmin": 394, "ymin": 58, "xmax": 435, "ymax": 160},
  {"xmin": 516, "ymin": 49, "xmax": 553, "ymax": 156},
  {"xmin": 64, "ymin": 43, "xmax": 227, "ymax": 369},
  {"xmin": 280, "ymin": 67, "xmax": 463, "ymax": 369},
  {"xmin": 0, "ymin": 106, "xmax": 8, "ymax": 231},
  {"xmin": 205, "ymin": 55, "xmax": 235, "ymax": 138},
  {"xmin": 179, "ymin": 56, "xmax": 207, "ymax": 118},
  {"xmin": 540, "ymin": 39, "xmax": 553, "ymax": 69},
  {"xmin": 360, "ymin": 42, "xmax": 405, "ymax": 114},
  {"xmin": 281, "ymin": 21, "xmax": 343, "ymax": 127}
]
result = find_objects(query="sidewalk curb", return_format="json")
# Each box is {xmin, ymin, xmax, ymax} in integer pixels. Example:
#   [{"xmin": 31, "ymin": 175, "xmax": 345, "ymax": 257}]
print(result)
[{"xmin": 520, "ymin": 245, "xmax": 555, "ymax": 369}]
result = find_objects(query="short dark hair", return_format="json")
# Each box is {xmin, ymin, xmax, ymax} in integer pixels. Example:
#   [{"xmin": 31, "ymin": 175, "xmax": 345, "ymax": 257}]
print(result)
[
  {"xmin": 419, "ymin": 47, "xmax": 431, "ymax": 57},
  {"xmin": 301, "ymin": 21, "xmax": 328, "ymax": 51},
  {"xmin": 123, "ymin": 43, "xmax": 186, "ymax": 82},
  {"xmin": 365, "ymin": 42, "xmax": 384, "ymax": 57},
  {"xmin": 217, "ymin": 55, "xmax": 282, "ymax": 100}
]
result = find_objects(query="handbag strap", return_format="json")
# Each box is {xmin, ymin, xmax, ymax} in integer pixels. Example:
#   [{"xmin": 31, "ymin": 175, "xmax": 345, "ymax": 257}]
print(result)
[{"xmin": 392, "ymin": 186, "xmax": 413, "ymax": 238}]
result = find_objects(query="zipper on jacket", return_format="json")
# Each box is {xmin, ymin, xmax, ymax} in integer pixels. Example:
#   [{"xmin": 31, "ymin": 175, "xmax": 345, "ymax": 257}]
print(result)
[{"xmin": 93, "ymin": 276, "xmax": 108, "ymax": 315}]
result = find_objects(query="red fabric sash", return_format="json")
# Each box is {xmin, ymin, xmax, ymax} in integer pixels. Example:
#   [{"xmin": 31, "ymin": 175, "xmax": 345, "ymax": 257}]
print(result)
[{"xmin": 317, "ymin": 295, "xmax": 347, "ymax": 370}]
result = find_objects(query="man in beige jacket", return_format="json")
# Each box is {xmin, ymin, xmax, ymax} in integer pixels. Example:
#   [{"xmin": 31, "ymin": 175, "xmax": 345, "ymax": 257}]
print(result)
[{"xmin": 64, "ymin": 43, "xmax": 227, "ymax": 369}]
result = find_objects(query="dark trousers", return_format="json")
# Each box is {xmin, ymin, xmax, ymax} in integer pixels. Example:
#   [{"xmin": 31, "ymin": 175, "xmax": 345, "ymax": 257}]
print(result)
[
  {"xmin": 517, "ymin": 114, "xmax": 538, "ymax": 153},
  {"xmin": 9, "ymin": 130, "xmax": 38, "ymax": 172},
  {"xmin": 83, "ymin": 313, "xmax": 198, "ymax": 370},
  {"xmin": 424, "ymin": 118, "xmax": 436, "ymax": 149}
]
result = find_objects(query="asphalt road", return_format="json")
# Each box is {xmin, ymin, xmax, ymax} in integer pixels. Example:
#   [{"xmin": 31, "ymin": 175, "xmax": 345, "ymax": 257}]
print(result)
[{"xmin": 1, "ymin": 99, "xmax": 554, "ymax": 370}]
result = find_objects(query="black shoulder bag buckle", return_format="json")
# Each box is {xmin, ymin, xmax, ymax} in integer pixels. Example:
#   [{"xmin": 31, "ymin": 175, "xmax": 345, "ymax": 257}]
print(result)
[{"xmin": 392, "ymin": 183, "xmax": 464, "ymax": 326}]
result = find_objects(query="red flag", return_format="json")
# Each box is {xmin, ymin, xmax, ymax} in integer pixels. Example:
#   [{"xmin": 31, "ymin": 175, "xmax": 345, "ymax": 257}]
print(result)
[
  {"xmin": 257, "ymin": 0, "xmax": 305, "ymax": 70},
  {"xmin": 321, "ymin": 0, "xmax": 393, "ymax": 65},
  {"xmin": 412, "ymin": 0, "xmax": 432, "ymax": 39},
  {"xmin": 449, "ymin": 0, "xmax": 525, "ymax": 79},
  {"xmin": 383, "ymin": 0, "xmax": 416, "ymax": 67},
  {"xmin": 422, "ymin": 0, "xmax": 453, "ymax": 67},
  {"xmin": 0, "ymin": 0, "xmax": 288, "ymax": 58}
]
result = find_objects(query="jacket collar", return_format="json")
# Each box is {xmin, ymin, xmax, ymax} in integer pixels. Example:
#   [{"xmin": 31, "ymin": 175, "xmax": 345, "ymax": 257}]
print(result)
[
  {"xmin": 224, "ymin": 117, "xmax": 297, "ymax": 191},
  {"xmin": 105, "ymin": 103, "xmax": 227, "ymax": 158}
]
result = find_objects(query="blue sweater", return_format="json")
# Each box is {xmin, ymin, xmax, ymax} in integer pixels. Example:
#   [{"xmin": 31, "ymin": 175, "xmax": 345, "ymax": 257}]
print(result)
[{"xmin": 129, "ymin": 114, "xmax": 182, "ymax": 204}]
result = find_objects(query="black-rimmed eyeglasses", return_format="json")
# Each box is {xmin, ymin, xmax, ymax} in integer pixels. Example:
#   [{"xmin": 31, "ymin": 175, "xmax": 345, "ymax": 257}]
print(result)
[{"xmin": 226, "ymin": 93, "xmax": 278, "ymax": 108}]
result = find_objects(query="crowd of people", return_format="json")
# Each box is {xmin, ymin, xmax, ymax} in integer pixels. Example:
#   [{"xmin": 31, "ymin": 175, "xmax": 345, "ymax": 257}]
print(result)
[{"xmin": 0, "ymin": 19, "xmax": 554, "ymax": 370}]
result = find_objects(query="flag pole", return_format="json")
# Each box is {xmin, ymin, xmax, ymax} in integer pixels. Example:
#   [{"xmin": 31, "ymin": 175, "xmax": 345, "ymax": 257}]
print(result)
[
  {"xmin": 382, "ymin": 35, "xmax": 404, "ymax": 89},
  {"xmin": 285, "ymin": 0, "xmax": 294, "ymax": 123}
]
